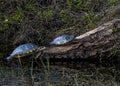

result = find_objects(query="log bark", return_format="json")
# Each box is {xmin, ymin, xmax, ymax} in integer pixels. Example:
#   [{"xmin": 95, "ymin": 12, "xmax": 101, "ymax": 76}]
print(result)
[{"xmin": 39, "ymin": 19, "xmax": 120, "ymax": 59}]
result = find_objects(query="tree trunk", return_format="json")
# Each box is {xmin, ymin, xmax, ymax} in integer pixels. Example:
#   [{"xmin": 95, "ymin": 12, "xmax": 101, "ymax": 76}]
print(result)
[{"xmin": 38, "ymin": 19, "xmax": 120, "ymax": 59}]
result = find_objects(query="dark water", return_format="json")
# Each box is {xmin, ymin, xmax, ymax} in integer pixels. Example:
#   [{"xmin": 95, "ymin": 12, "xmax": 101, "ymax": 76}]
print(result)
[{"xmin": 0, "ymin": 61, "xmax": 120, "ymax": 86}]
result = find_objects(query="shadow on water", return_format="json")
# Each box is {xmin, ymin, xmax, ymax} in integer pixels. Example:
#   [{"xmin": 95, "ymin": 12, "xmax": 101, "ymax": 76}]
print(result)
[{"xmin": 0, "ymin": 56, "xmax": 120, "ymax": 86}]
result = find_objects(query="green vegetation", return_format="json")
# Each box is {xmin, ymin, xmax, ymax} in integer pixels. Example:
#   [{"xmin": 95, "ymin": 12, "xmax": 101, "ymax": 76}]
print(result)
[
  {"xmin": 107, "ymin": 0, "xmax": 119, "ymax": 6},
  {"xmin": 0, "ymin": 0, "xmax": 119, "ymax": 85}
]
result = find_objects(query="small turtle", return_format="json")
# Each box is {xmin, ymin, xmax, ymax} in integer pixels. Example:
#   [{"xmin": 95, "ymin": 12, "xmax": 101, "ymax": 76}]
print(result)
[
  {"xmin": 50, "ymin": 35, "xmax": 75, "ymax": 45},
  {"xmin": 6, "ymin": 43, "xmax": 45, "ymax": 61}
]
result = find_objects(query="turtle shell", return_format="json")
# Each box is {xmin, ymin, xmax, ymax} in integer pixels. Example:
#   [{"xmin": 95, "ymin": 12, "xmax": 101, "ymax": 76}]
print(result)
[
  {"xmin": 6, "ymin": 43, "xmax": 39, "ymax": 61},
  {"xmin": 50, "ymin": 35, "xmax": 74, "ymax": 45}
]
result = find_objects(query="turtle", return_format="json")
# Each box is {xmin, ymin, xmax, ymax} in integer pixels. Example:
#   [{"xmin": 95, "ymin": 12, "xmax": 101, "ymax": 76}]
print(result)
[
  {"xmin": 6, "ymin": 43, "xmax": 45, "ymax": 61},
  {"xmin": 50, "ymin": 35, "xmax": 75, "ymax": 45}
]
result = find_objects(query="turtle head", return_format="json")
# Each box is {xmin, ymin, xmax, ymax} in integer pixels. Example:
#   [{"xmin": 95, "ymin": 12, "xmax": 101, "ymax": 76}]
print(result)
[{"xmin": 6, "ymin": 55, "xmax": 13, "ymax": 61}]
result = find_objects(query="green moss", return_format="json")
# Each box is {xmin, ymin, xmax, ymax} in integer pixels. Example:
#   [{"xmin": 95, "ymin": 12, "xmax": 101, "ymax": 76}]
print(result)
[
  {"xmin": 59, "ymin": 9, "xmax": 73, "ymax": 24},
  {"xmin": 11, "ymin": 8, "xmax": 24, "ymax": 23},
  {"xmin": 37, "ymin": 10, "xmax": 42, "ymax": 16},
  {"xmin": 0, "ymin": 23, "xmax": 9, "ymax": 31},
  {"xmin": 25, "ymin": 2, "xmax": 35, "ymax": 11},
  {"xmin": 81, "ymin": 12, "xmax": 99, "ymax": 30},
  {"xmin": 67, "ymin": 0, "xmax": 89, "ymax": 11},
  {"xmin": 43, "ymin": 10, "xmax": 53, "ymax": 20},
  {"xmin": 107, "ymin": 0, "xmax": 119, "ymax": 6}
]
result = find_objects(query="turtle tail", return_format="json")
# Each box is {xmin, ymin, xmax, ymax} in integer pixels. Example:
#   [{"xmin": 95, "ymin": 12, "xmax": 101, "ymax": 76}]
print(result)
[{"xmin": 6, "ymin": 56, "xmax": 13, "ymax": 61}]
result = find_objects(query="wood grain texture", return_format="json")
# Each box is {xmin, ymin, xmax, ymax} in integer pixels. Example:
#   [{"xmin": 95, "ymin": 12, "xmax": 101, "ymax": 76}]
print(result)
[{"xmin": 37, "ymin": 19, "xmax": 120, "ymax": 59}]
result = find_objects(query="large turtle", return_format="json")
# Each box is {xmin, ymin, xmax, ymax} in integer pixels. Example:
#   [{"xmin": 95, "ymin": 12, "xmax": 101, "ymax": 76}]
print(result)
[
  {"xmin": 50, "ymin": 35, "xmax": 75, "ymax": 45},
  {"xmin": 6, "ymin": 43, "xmax": 45, "ymax": 61}
]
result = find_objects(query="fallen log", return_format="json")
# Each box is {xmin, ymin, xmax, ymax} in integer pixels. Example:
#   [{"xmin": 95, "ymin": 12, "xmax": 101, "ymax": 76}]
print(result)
[{"xmin": 38, "ymin": 19, "xmax": 120, "ymax": 60}]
